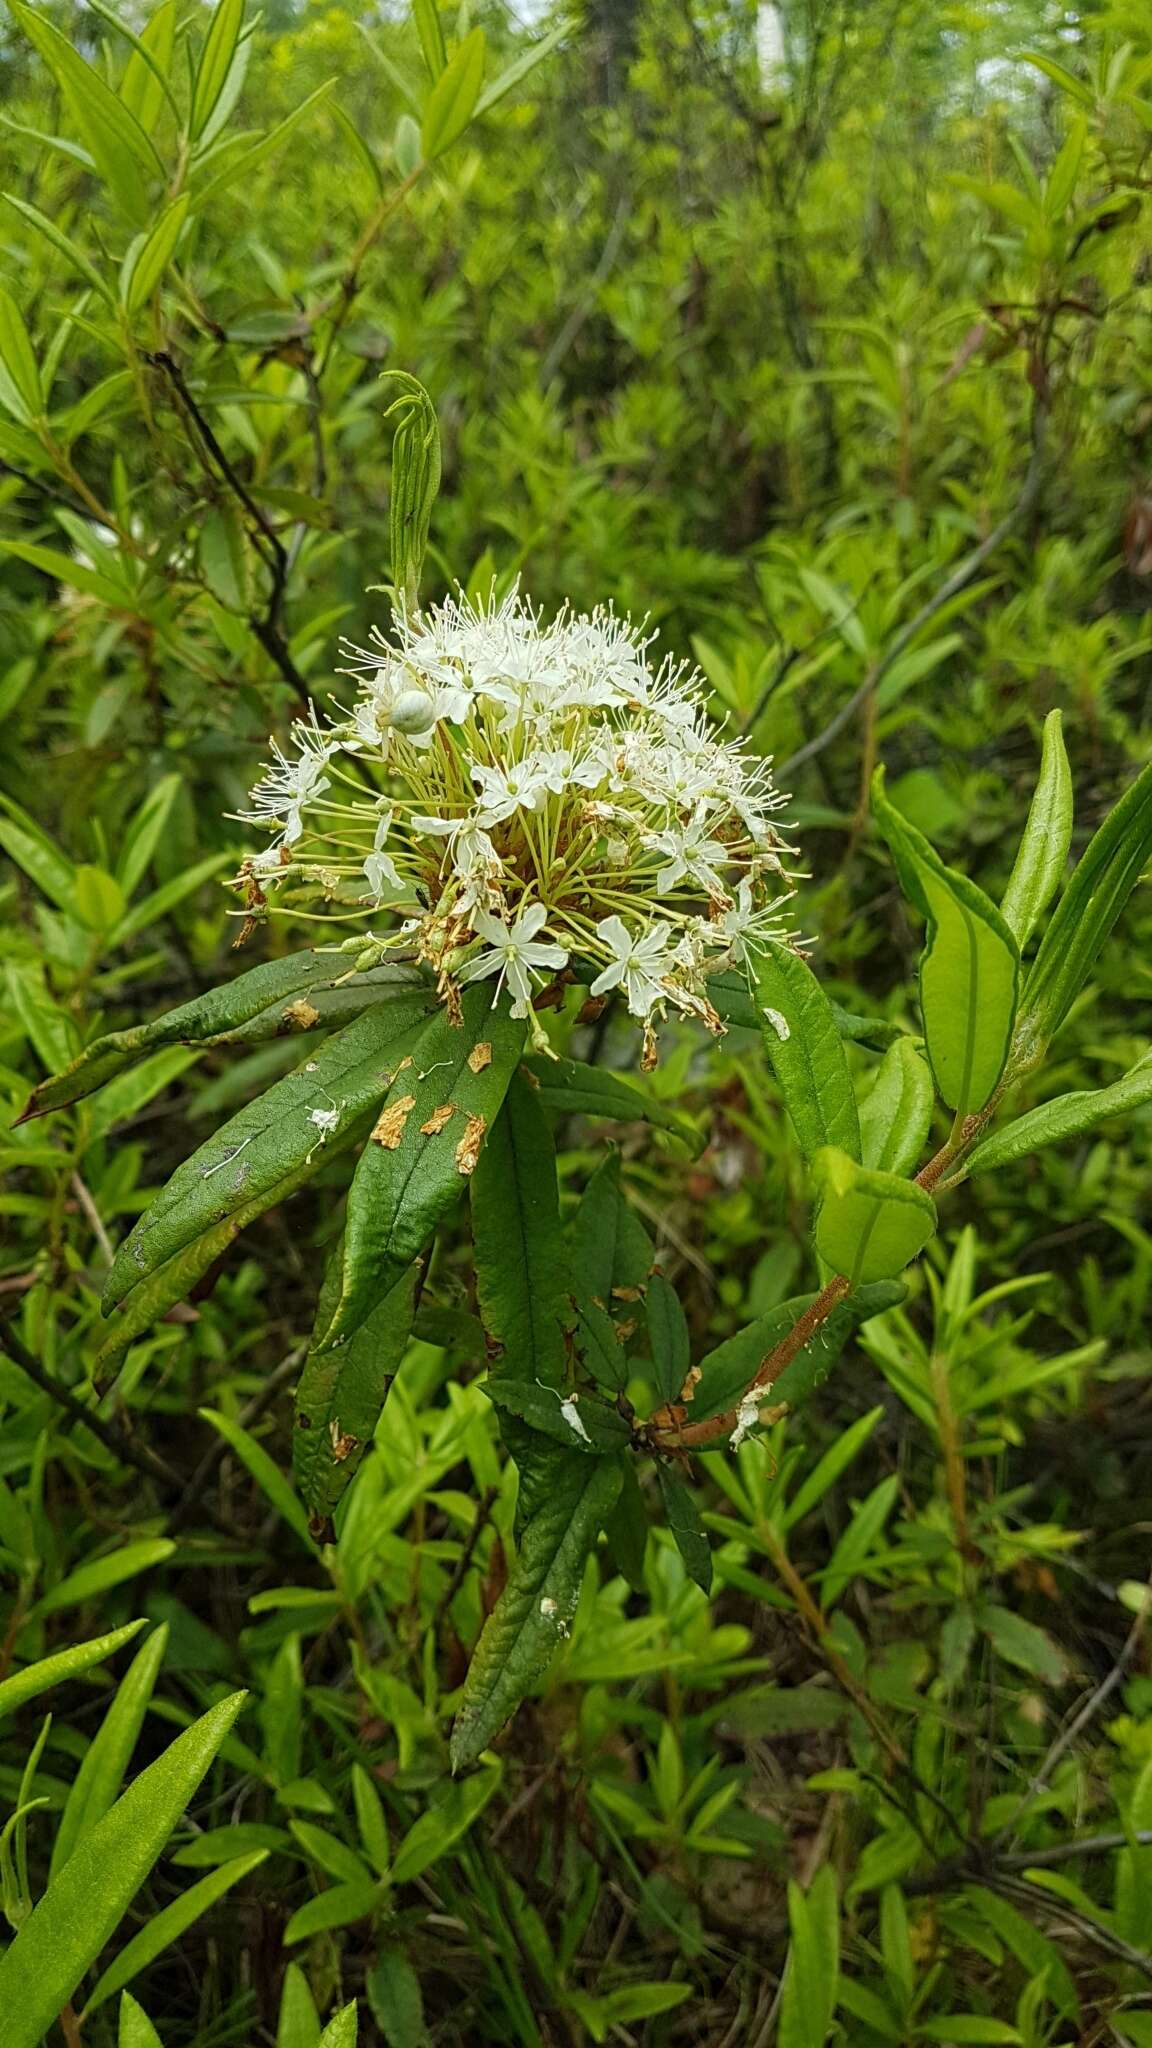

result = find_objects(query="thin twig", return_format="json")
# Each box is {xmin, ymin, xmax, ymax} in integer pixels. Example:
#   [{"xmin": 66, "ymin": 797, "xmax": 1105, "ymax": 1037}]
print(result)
[{"xmin": 0, "ymin": 1314, "xmax": 183, "ymax": 1494}]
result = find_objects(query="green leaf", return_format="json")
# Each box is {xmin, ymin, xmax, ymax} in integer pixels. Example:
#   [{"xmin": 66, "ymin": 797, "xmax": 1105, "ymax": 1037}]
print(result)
[
  {"xmin": 315, "ymin": 987, "xmax": 525, "ymax": 1349},
  {"xmin": 105, "ymin": 851, "xmax": 229, "ymax": 946},
  {"xmin": 284, "ymin": 1882, "xmax": 382, "ymax": 1945},
  {"xmin": 277, "ymin": 1962, "xmax": 321, "ymax": 2048},
  {"xmin": 121, "ymin": 195, "xmax": 190, "ymax": 315},
  {"xmin": 119, "ymin": 1992, "xmax": 164, "ymax": 2048},
  {"xmin": 85, "ymin": 1852, "xmax": 267, "ymax": 2015},
  {"xmin": 198, "ymin": 1409, "xmax": 314, "ymax": 1551},
  {"xmin": 963, "ymin": 1053, "xmax": 1152, "ymax": 1180},
  {"xmin": 483, "ymin": 1379, "xmax": 631, "ymax": 1454},
  {"xmin": 103, "ymin": 1001, "xmax": 432, "ymax": 1310},
  {"xmin": 0, "ymin": 797, "xmax": 76, "ymax": 909},
  {"xmin": 391, "ymin": 1762, "xmax": 501, "ymax": 1885},
  {"xmin": 0, "ymin": 1622, "xmax": 145, "ymax": 1724},
  {"xmin": 748, "ymin": 947, "xmax": 861, "ymax": 1160},
  {"xmin": 873, "ymin": 766, "xmax": 1020, "ymax": 1114},
  {"xmin": 20, "ymin": 954, "xmax": 430, "ymax": 1121},
  {"xmin": 0, "ymin": 538, "xmax": 133, "ymax": 609},
  {"xmin": 318, "ymin": 2007, "xmax": 359, "ymax": 2048},
  {"xmin": 51, "ymin": 1624, "xmax": 169, "ymax": 1878},
  {"xmin": 1000, "ymin": 710, "xmax": 1073, "ymax": 947},
  {"xmin": 0, "ymin": 1692, "xmax": 246, "ymax": 2047},
  {"xmin": 646, "ymin": 1274, "xmax": 690, "ymax": 1405},
  {"xmin": 0, "ymin": 288, "xmax": 43, "ymax": 425},
  {"xmin": 690, "ymin": 1283, "xmax": 904, "ymax": 1422},
  {"xmin": 412, "ymin": 0, "xmax": 447, "ymax": 80},
  {"xmin": 1, "ymin": 195, "xmax": 114, "ymax": 306},
  {"xmin": 28, "ymin": 1540, "xmax": 176, "ymax": 1624},
  {"xmin": 812, "ymin": 1148, "xmax": 937, "ymax": 1287},
  {"xmin": 571, "ymin": 1151, "xmax": 652, "ymax": 1307},
  {"xmin": 977, "ymin": 1603, "xmax": 1068, "ymax": 1685},
  {"xmin": 451, "ymin": 1455, "xmax": 622, "ymax": 1771},
  {"xmin": 474, "ymin": 19, "xmax": 566, "ymax": 117},
  {"xmin": 603, "ymin": 1460, "xmax": 648, "ymax": 1590},
  {"xmin": 779, "ymin": 1866, "xmax": 840, "ymax": 2048},
  {"xmin": 119, "ymin": 0, "xmax": 179, "ymax": 132},
  {"xmin": 656, "ymin": 1466, "xmax": 712, "ymax": 1592},
  {"xmin": 190, "ymin": 0, "xmax": 245, "ymax": 139},
  {"xmin": 114, "ymin": 775, "xmax": 182, "ymax": 899},
  {"xmin": 914, "ymin": 2022, "xmax": 1022, "ymax": 2044},
  {"xmin": 11, "ymin": 3, "xmax": 161, "ymax": 222},
  {"xmin": 859, "ymin": 1039, "xmax": 934, "ymax": 1175},
  {"xmin": 367, "ymin": 1945, "xmax": 426, "ymax": 2048},
  {"xmin": 1016, "ymin": 757, "xmax": 1152, "ymax": 1062},
  {"xmin": 783, "ymin": 1405, "xmax": 883, "ymax": 1531},
  {"xmin": 420, "ymin": 27, "xmax": 486, "ymax": 160},
  {"xmin": 472, "ymin": 1072, "xmax": 570, "ymax": 1390},
  {"xmin": 193, "ymin": 80, "xmax": 337, "ymax": 206},
  {"xmin": 526, "ymin": 1053, "xmax": 699, "ymax": 1150},
  {"xmin": 294, "ymin": 1265, "xmax": 417, "ymax": 1520}
]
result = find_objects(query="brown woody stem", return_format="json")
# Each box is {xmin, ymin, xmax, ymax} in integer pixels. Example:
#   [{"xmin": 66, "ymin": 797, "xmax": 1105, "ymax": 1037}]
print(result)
[{"xmin": 651, "ymin": 1273, "xmax": 850, "ymax": 1450}]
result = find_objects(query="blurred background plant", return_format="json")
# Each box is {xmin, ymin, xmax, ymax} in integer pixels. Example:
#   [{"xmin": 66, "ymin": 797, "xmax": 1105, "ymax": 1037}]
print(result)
[{"xmin": 1, "ymin": 0, "xmax": 1152, "ymax": 2040}]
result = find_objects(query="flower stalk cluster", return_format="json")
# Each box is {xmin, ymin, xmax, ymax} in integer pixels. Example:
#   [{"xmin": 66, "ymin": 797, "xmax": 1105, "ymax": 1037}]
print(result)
[{"xmin": 236, "ymin": 590, "xmax": 798, "ymax": 1055}]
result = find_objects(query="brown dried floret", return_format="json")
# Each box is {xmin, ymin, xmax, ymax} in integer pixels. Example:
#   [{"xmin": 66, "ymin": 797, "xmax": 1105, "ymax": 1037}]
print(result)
[
  {"xmin": 467, "ymin": 1041, "xmax": 493, "ymax": 1075},
  {"xmin": 420, "ymin": 1103, "xmax": 456, "ymax": 1136},
  {"xmin": 455, "ymin": 1112, "xmax": 487, "ymax": 1176},
  {"xmin": 281, "ymin": 998, "xmax": 321, "ymax": 1031},
  {"xmin": 372, "ymin": 1093, "xmax": 417, "ymax": 1148}
]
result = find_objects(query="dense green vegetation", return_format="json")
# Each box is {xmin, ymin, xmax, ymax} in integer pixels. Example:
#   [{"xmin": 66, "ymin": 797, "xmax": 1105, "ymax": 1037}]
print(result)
[{"xmin": 1, "ymin": 0, "xmax": 1152, "ymax": 2042}]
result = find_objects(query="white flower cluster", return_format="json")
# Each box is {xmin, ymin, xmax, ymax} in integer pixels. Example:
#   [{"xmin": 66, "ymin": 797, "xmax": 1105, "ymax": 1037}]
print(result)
[{"xmin": 236, "ymin": 590, "xmax": 798, "ymax": 1056}]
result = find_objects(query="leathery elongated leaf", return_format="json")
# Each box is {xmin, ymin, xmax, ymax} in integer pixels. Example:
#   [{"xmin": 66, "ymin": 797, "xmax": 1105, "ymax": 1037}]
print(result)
[
  {"xmin": 315, "ymin": 988, "xmax": 525, "ymax": 1349},
  {"xmin": 859, "ymin": 1037, "xmax": 935, "ymax": 1175},
  {"xmin": 962, "ymin": 1052, "xmax": 1152, "ymax": 1181},
  {"xmin": 873, "ymin": 766, "xmax": 1019, "ymax": 1115},
  {"xmin": 0, "ymin": 1692, "xmax": 246, "ymax": 2047},
  {"xmin": 472, "ymin": 1072, "xmax": 569, "ymax": 1389},
  {"xmin": 684, "ymin": 1282, "xmax": 905, "ymax": 1424},
  {"xmin": 708, "ymin": 968, "xmax": 902, "ymax": 1050},
  {"xmin": 450, "ymin": 1454, "xmax": 622, "ymax": 1771},
  {"xmin": 421, "ymin": 27, "xmax": 486, "ymax": 160},
  {"xmin": 1015, "ymin": 755, "xmax": 1152, "ymax": 1065},
  {"xmin": 813, "ymin": 1147, "xmax": 937, "ymax": 1287},
  {"xmin": 525, "ymin": 1053, "xmax": 699, "ymax": 1151},
  {"xmin": 1000, "ymin": 708, "xmax": 1073, "ymax": 947},
  {"xmin": 19, "ymin": 955, "xmax": 430, "ymax": 1122},
  {"xmin": 747, "ymin": 947, "xmax": 861, "ymax": 1160},
  {"xmin": 103, "ymin": 1000, "xmax": 432, "ymax": 1308},
  {"xmin": 294, "ymin": 1263, "xmax": 418, "ymax": 1520}
]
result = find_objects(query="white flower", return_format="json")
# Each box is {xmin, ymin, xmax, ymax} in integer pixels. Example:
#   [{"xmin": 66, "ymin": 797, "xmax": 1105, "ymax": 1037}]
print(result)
[
  {"xmin": 713, "ymin": 878, "xmax": 795, "ymax": 964},
  {"xmin": 645, "ymin": 806, "xmax": 731, "ymax": 898},
  {"xmin": 471, "ymin": 754, "xmax": 554, "ymax": 825},
  {"xmin": 590, "ymin": 916, "xmax": 677, "ymax": 1018},
  {"xmin": 362, "ymin": 812, "xmax": 403, "ymax": 899},
  {"xmin": 459, "ymin": 902, "xmax": 569, "ymax": 1018},
  {"xmin": 242, "ymin": 707, "xmax": 334, "ymax": 848}
]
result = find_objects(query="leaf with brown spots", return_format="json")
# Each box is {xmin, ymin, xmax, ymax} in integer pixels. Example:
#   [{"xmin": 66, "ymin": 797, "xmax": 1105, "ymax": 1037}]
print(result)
[
  {"xmin": 419, "ymin": 1103, "xmax": 456, "ymax": 1136},
  {"xmin": 372, "ymin": 1094, "xmax": 417, "ymax": 1148},
  {"xmin": 454, "ymin": 1113, "xmax": 487, "ymax": 1176}
]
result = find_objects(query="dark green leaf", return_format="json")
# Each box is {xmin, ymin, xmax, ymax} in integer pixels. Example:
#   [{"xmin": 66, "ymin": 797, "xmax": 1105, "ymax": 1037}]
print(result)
[
  {"xmin": 294, "ymin": 1264, "xmax": 418, "ymax": 1520},
  {"xmin": 483, "ymin": 1378, "xmax": 631, "ymax": 1454},
  {"xmin": 526, "ymin": 1053, "xmax": 699, "ymax": 1151},
  {"xmin": 570, "ymin": 1151, "xmax": 652, "ymax": 1308},
  {"xmin": 450, "ymin": 1455, "xmax": 622, "ymax": 1771},
  {"xmin": 645, "ymin": 1273, "xmax": 690, "ymax": 1404},
  {"xmin": 603, "ymin": 1460, "xmax": 648, "ymax": 1590},
  {"xmin": 472, "ymin": 1072, "xmax": 570, "ymax": 1389},
  {"xmin": 315, "ymin": 988, "xmax": 525, "ymax": 1348},
  {"xmin": 963, "ymin": 1054, "xmax": 1152, "ymax": 1179},
  {"xmin": 656, "ymin": 1466, "xmax": 712, "ymax": 1592},
  {"xmin": 690, "ymin": 1282, "xmax": 906, "ymax": 1424},
  {"xmin": 748, "ymin": 947, "xmax": 862, "ymax": 1160}
]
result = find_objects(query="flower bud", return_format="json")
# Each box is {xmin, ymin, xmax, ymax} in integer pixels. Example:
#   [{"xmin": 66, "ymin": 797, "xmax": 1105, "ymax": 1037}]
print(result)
[{"xmin": 390, "ymin": 687, "xmax": 437, "ymax": 735}]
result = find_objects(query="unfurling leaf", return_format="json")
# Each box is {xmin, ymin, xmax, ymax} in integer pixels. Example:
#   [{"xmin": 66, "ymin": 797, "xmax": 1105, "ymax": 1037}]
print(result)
[
  {"xmin": 1000, "ymin": 708, "xmax": 1073, "ymax": 947},
  {"xmin": 873, "ymin": 766, "xmax": 1020, "ymax": 1115},
  {"xmin": 420, "ymin": 28, "xmax": 486, "ymax": 161},
  {"xmin": 812, "ymin": 1147, "xmax": 937, "ymax": 1287},
  {"xmin": 858, "ymin": 1037, "xmax": 934, "ymax": 1176}
]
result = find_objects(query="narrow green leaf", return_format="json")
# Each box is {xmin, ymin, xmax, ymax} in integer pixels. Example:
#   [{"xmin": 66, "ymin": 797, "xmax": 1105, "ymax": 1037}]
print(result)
[
  {"xmin": 873, "ymin": 766, "xmax": 1020, "ymax": 1114},
  {"xmin": 1016, "ymin": 756, "xmax": 1152, "ymax": 1062},
  {"xmin": 11, "ymin": 3, "xmax": 161, "ymax": 221},
  {"xmin": 977, "ymin": 1602, "xmax": 1068, "ymax": 1685},
  {"xmin": 472, "ymin": 1072, "xmax": 570, "ymax": 1390},
  {"xmin": 105, "ymin": 851, "xmax": 228, "ymax": 945},
  {"xmin": 964, "ymin": 1053, "xmax": 1152, "ymax": 1179},
  {"xmin": 451, "ymin": 1455, "xmax": 622, "ymax": 1771},
  {"xmin": 689, "ymin": 1283, "xmax": 903, "ymax": 1423},
  {"xmin": 0, "ymin": 797, "xmax": 76, "ymax": 909},
  {"xmin": 526, "ymin": 1053, "xmax": 699, "ymax": 1150},
  {"xmin": 412, "ymin": 0, "xmax": 447, "ymax": 80},
  {"xmin": 198, "ymin": 1410, "xmax": 314, "ymax": 1551},
  {"xmin": 277, "ymin": 1962, "xmax": 320, "ymax": 2048},
  {"xmin": 316, "ymin": 987, "xmax": 525, "ymax": 1349},
  {"xmin": 1, "ymin": 195, "xmax": 114, "ymax": 305},
  {"xmin": 420, "ymin": 28, "xmax": 486, "ymax": 160},
  {"xmin": 190, "ymin": 0, "xmax": 245, "ymax": 138},
  {"xmin": 28, "ymin": 1540, "xmax": 176, "ymax": 1624},
  {"xmin": 103, "ymin": 1002, "xmax": 431, "ymax": 1308},
  {"xmin": 748, "ymin": 947, "xmax": 861, "ymax": 1160},
  {"xmin": 474, "ymin": 19, "xmax": 566, "ymax": 116},
  {"xmin": 85, "ymin": 1852, "xmax": 267, "ymax": 2014},
  {"xmin": 1000, "ymin": 710, "xmax": 1073, "ymax": 947},
  {"xmin": 859, "ymin": 1039, "xmax": 934, "ymax": 1175},
  {"xmin": 51, "ymin": 1624, "xmax": 169, "ymax": 1878},
  {"xmin": 0, "ymin": 1623, "xmax": 145, "ymax": 1724},
  {"xmin": 812, "ymin": 1148, "xmax": 937, "ymax": 1287},
  {"xmin": 284, "ymin": 1882, "xmax": 382, "ymax": 1945},
  {"xmin": 0, "ymin": 538, "xmax": 134, "ymax": 608},
  {"xmin": 656, "ymin": 1466, "xmax": 712, "ymax": 1592},
  {"xmin": 783, "ymin": 1405, "xmax": 883, "ymax": 1531},
  {"xmin": 779, "ymin": 1866, "xmax": 840, "ymax": 2048},
  {"xmin": 294, "ymin": 1266, "xmax": 417, "ymax": 1520},
  {"xmin": 0, "ymin": 1692, "xmax": 247, "ymax": 2047},
  {"xmin": 119, "ymin": 0, "xmax": 179, "ymax": 132},
  {"xmin": 390, "ymin": 1763, "xmax": 500, "ymax": 1885},
  {"xmin": 318, "ymin": 2004, "xmax": 359, "ymax": 2048},
  {"xmin": 0, "ymin": 287, "xmax": 43, "ymax": 424},
  {"xmin": 121, "ymin": 195, "xmax": 189, "ymax": 315},
  {"xmin": 119, "ymin": 1992, "xmax": 164, "ymax": 2048},
  {"xmin": 193, "ymin": 79, "xmax": 337, "ymax": 205}
]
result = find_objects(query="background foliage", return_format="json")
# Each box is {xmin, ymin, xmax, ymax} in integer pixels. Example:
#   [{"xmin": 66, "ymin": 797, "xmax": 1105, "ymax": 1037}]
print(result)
[{"xmin": 1, "ymin": 0, "xmax": 1151, "ymax": 2041}]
